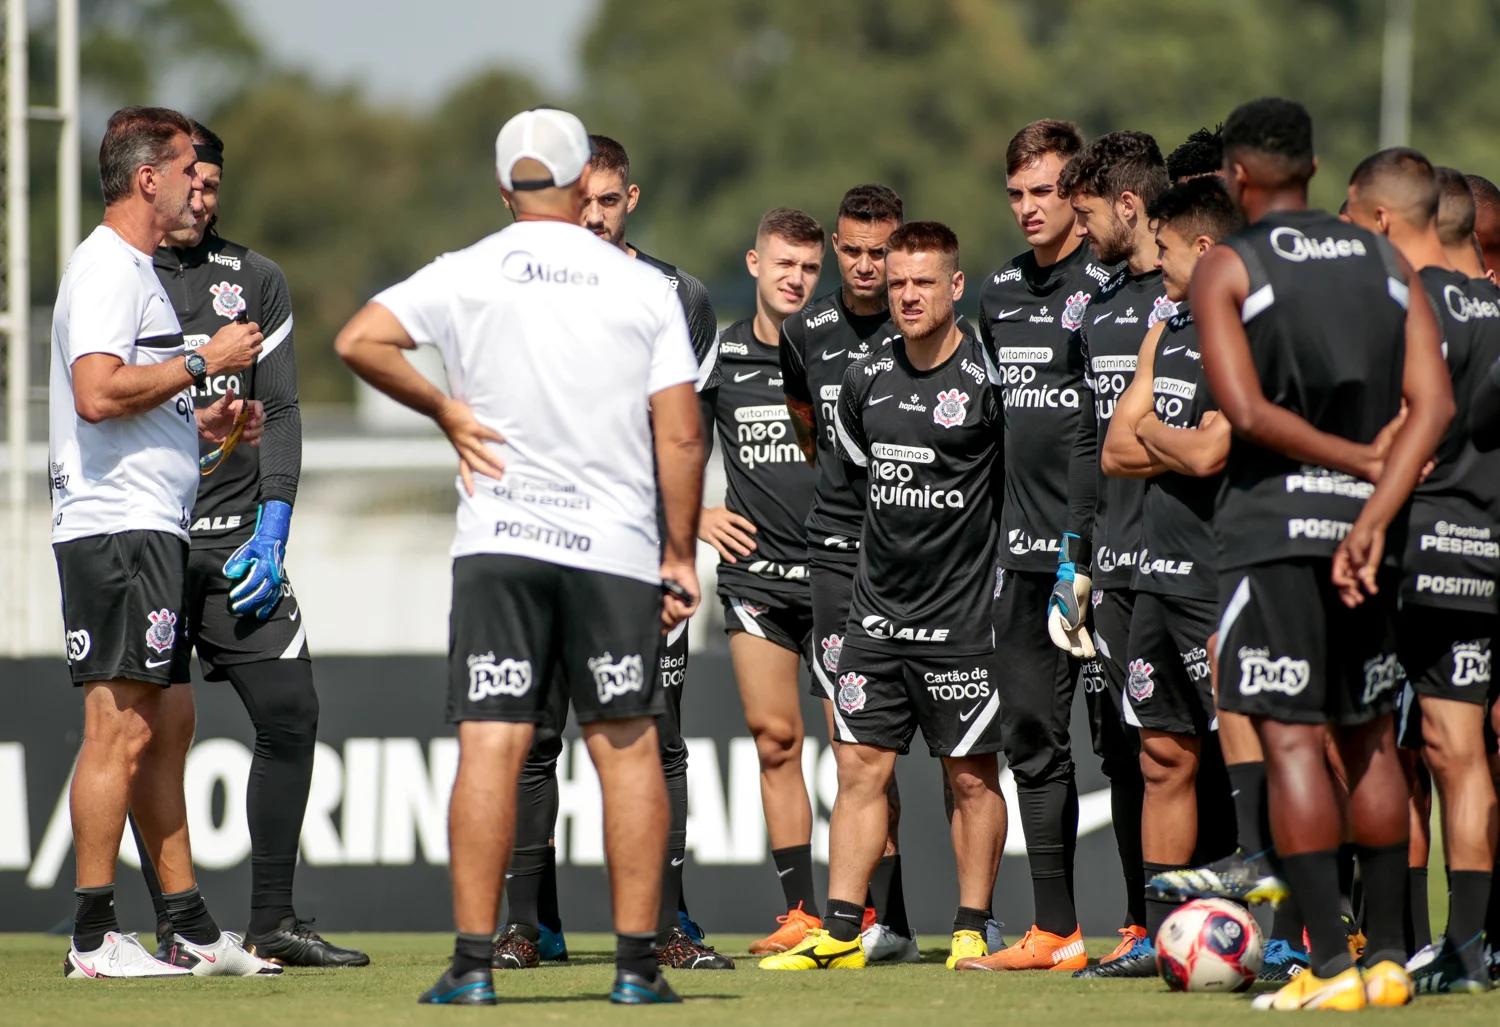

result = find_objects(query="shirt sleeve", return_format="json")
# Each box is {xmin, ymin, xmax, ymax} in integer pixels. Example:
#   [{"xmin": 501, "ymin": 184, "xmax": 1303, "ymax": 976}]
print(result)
[
  {"xmin": 66, "ymin": 255, "xmax": 154, "ymax": 364},
  {"xmin": 247, "ymin": 250, "xmax": 302, "ymax": 507},
  {"xmin": 1065, "ymin": 326, "xmax": 1099, "ymax": 541},
  {"xmin": 834, "ymin": 362, "xmax": 870, "ymax": 468},
  {"xmin": 371, "ymin": 256, "xmax": 455, "ymax": 348},
  {"xmin": 648, "ymin": 284, "xmax": 701, "ymax": 396},
  {"xmin": 679, "ymin": 272, "xmax": 721, "ymax": 392},
  {"xmin": 780, "ymin": 317, "xmax": 811, "ymax": 403}
]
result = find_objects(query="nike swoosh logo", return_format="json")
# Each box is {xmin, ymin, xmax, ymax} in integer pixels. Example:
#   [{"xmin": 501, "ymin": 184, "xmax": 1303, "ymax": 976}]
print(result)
[
  {"xmin": 1094, "ymin": 311, "xmax": 1113, "ymax": 324},
  {"xmin": 671, "ymin": 857, "xmax": 685, "ymax": 867},
  {"xmin": 73, "ymin": 958, "xmax": 98, "ymax": 977},
  {"xmin": 994, "ymin": 307, "xmax": 1023, "ymax": 320},
  {"xmin": 868, "ymin": 395, "xmax": 893, "ymax": 406},
  {"xmin": 195, "ymin": 950, "xmax": 217, "ymax": 963},
  {"xmin": 289, "ymin": 607, "xmax": 299, "ymax": 621},
  {"xmin": 821, "ymin": 349, "xmax": 846, "ymax": 361},
  {"xmin": 145, "ymin": 658, "xmax": 172, "ymax": 668},
  {"xmin": 1162, "ymin": 345, "xmax": 1185, "ymax": 355},
  {"xmin": 831, "ymin": 912, "xmax": 861, "ymax": 921},
  {"xmin": 777, "ymin": 867, "xmax": 794, "ymax": 877},
  {"xmin": 959, "ymin": 701, "xmax": 983, "ymax": 722},
  {"xmin": 734, "ymin": 371, "xmax": 760, "ymax": 382}
]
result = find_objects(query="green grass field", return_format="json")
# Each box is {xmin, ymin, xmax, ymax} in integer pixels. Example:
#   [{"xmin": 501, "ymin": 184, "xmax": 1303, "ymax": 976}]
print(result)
[{"xmin": 2, "ymin": 933, "xmax": 1495, "ymax": 1026}]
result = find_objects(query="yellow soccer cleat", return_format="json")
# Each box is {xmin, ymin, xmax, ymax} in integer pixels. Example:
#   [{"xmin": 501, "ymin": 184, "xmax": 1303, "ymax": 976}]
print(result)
[
  {"xmin": 1250, "ymin": 965, "xmax": 1367, "ymax": 1011},
  {"xmin": 946, "ymin": 929, "xmax": 987, "ymax": 970},
  {"xmin": 1362, "ymin": 960, "xmax": 1414, "ymax": 1007},
  {"xmin": 758, "ymin": 929, "xmax": 865, "ymax": 971}
]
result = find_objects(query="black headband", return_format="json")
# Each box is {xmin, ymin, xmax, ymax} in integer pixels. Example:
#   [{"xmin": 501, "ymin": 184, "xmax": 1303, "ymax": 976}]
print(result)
[{"xmin": 194, "ymin": 143, "xmax": 224, "ymax": 166}]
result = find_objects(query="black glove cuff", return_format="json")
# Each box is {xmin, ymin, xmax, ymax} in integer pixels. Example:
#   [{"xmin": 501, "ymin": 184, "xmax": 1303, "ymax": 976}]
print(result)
[{"xmin": 1060, "ymin": 534, "xmax": 1093, "ymax": 573}]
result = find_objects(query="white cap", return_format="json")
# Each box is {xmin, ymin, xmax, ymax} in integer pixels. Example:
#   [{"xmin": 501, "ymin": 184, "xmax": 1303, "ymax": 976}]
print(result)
[{"xmin": 494, "ymin": 108, "xmax": 592, "ymax": 192}]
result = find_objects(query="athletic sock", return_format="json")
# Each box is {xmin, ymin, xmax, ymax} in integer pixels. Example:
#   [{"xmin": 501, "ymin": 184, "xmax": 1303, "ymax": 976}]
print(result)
[
  {"xmin": 1444, "ymin": 870, "xmax": 1491, "ymax": 977},
  {"xmin": 1355, "ymin": 842, "xmax": 1406, "ymax": 966},
  {"xmin": 772, "ymin": 844, "xmax": 818, "ymax": 913},
  {"xmin": 1018, "ymin": 779, "xmax": 1079, "ymax": 935},
  {"xmin": 73, "ymin": 885, "xmax": 119, "ymax": 952},
  {"xmin": 129, "ymin": 817, "xmax": 172, "ymax": 940},
  {"xmin": 1404, "ymin": 867, "xmax": 1430, "ymax": 953},
  {"xmin": 616, "ymin": 931, "xmax": 658, "ymax": 980},
  {"xmin": 655, "ymin": 756, "xmax": 689, "ymax": 943},
  {"xmin": 870, "ymin": 854, "xmax": 911, "ymax": 935},
  {"xmin": 505, "ymin": 846, "xmax": 548, "ymax": 929},
  {"xmin": 1281, "ymin": 849, "xmax": 1353, "ymax": 978},
  {"xmin": 538, "ymin": 847, "xmax": 562, "ymax": 933},
  {"xmin": 1225, "ymin": 761, "xmax": 1269, "ymax": 856},
  {"xmin": 1143, "ymin": 861, "xmax": 1190, "ymax": 940},
  {"xmin": 953, "ymin": 905, "xmax": 990, "ymax": 935},
  {"xmin": 1336, "ymin": 843, "xmax": 1360, "ymax": 927},
  {"xmin": 163, "ymin": 885, "xmax": 220, "ymax": 946},
  {"xmin": 655, "ymin": 848, "xmax": 686, "ymax": 944},
  {"xmin": 452, "ymin": 931, "xmax": 492, "ymax": 977},
  {"xmin": 1062, "ymin": 775, "xmax": 1080, "ymax": 907},
  {"xmin": 1109, "ymin": 763, "xmax": 1146, "ymax": 926},
  {"xmin": 824, "ymin": 898, "xmax": 865, "ymax": 943},
  {"xmin": 1269, "ymin": 889, "xmax": 1305, "ymax": 947}
]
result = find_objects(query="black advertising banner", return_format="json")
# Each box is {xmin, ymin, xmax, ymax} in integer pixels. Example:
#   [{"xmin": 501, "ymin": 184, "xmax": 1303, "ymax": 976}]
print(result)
[{"xmin": 0, "ymin": 655, "xmax": 1127, "ymax": 935}]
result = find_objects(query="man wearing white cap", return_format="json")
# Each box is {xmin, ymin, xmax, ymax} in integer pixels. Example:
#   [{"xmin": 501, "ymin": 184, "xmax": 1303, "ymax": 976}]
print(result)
[{"xmin": 336, "ymin": 107, "xmax": 705, "ymax": 1006}]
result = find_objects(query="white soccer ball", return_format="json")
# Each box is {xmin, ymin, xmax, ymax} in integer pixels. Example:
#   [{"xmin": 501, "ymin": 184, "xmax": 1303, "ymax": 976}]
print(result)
[{"xmin": 1155, "ymin": 898, "xmax": 1264, "ymax": 992}]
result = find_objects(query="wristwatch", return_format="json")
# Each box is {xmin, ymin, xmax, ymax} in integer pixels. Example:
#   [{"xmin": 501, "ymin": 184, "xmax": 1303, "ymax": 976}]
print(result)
[{"xmin": 185, "ymin": 352, "xmax": 208, "ymax": 390}]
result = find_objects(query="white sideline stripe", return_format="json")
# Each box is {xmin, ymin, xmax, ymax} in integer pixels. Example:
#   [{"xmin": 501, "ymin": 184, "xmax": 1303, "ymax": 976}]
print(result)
[
  {"xmin": 1387, "ymin": 276, "xmax": 1410, "ymax": 310},
  {"xmin": 279, "ymin": 621, "xmax": 307, "ymax": 659},
  {"xmin": 1095, "ymin": 632, "xmax": 1112, "ymax": 661},
  {"xmin": 811, "ymin": 661, "xmax": 855, "ymax": 742},
  {"xmin": 695, "ymin": 334, "xmax": 720, "ymax": 392},
  {"xmin": 257, "ymin": 315, "xmax": 294, "ymax": 362},
  {"xmin": 1122, "ymin": 694, "xmax": 1142, "ymax": 728},
  {"xmin": 834, "ymin": 406, "xmax": 867, "ymax": 467},
  {"xmin": 730, "ymin": 599, "xmax": 765, "ymax": 638},
  {"xmin": 1241, "ymin": 284, "xmax": 1274, "ymax": 323},
  {"xmin": 1217, "ymin": 575, "xmax": 1252, "ymax": 642},
  {"xmin": 665, "ymin": 620, "xmax": 688, "ymax": 647},
  {"xmin": 949, "ymin": 691, "xmax": 1000, "ymax": 757}
]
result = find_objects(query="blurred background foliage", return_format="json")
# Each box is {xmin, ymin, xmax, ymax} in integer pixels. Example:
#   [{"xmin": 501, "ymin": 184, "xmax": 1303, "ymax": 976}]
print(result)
[{"xmin": 20, "ymin": 0, "xmax": 1500, "ymax": 402}]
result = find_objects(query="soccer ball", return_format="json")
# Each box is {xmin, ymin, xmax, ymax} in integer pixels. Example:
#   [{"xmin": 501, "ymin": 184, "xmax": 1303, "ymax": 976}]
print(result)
[{"xmin": 1155, "ymin": 898, "xmax": 1263, "ymax": 992}]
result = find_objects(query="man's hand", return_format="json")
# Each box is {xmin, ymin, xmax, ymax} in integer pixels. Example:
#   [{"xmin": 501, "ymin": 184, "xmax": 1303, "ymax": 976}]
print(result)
[
  {"xmin": 1331, "ymin": 512, "xmax": 1388, "ymax": 608},
  {"xmin": 660, "ymin": 560, "xmax": 700, "ymax": 630},
  {"xmin": 197, "ymin": 396, "xmax": 264, "ymax": 444},
  {"xmin": 1047, "ymin": 533, "xmax": 1096, "ymax": 658},
  {"xmin": 699, "ymin": 505, "xmax": 757, "ymax": 563},
  {"xmin": 198, "ymin": 321, "xmax": 263, "ymax": 375},
  {"xmin": 436, "ymin": 397, "xmax": 506, "ymax": 496},
  {"xmin": 224, "ymin": 501, "xmax": 291, "ymax": 620}
]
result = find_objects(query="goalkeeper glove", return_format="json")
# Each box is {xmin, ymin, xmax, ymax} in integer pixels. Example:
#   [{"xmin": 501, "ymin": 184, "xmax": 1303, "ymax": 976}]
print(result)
[
  {"xmin": 1047, "ymin": 532, "xmax": 1096, "ymax": 658},
  {"xmin": 224, "ymin": 500, "xmax": 291, "ymax": 620}
]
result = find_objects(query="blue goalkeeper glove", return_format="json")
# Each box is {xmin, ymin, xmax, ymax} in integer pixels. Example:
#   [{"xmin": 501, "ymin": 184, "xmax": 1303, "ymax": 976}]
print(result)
[
  {"xmin": 1047, "ymin": 533, "xmax": 1096, "ymax": 658},
  {"xmin": 223, "ymin": 500, "xmax": 291, "ymax": 620}
]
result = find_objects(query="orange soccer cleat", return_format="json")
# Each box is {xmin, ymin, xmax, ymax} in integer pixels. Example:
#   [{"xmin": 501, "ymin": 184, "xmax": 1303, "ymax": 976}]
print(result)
[
  {"xmin": 954, "ymin": 924, "xmax": 1088, "ymax": 972},
  {"xmin": 1100, "ymin": 925, "xmax": 1148, "ymax": 964},
  {"xmin": 749, "ymin": 903, "xmax": 822, "ymax": 955}
]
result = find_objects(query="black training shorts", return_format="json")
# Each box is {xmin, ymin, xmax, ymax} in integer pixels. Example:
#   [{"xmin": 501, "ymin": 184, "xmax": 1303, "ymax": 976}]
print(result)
[
  {"xmin": 808, "ymin": 552, "xmax": 856, "ymax": 702},
  {"xmin": 1123, "ymin": 591, "xmax": 1218, "ymax": 736},
  {"xmin": 720, "ymin": 580, "xmax": 813, "ymax": 660},
  {"xmin": 831, "ymin": 645, "xmax": 1003, "ymax": 758},
  {"xmin": 169, "ymin": 546, "xmax": 310, "ymax": 682}
]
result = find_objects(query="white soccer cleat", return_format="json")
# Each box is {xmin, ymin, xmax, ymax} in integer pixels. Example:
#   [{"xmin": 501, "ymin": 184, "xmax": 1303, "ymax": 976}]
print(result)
[
  {"xmin": 861, "ymin": 923, "xmax": 920, "ymax": 964},
  {"xmin": 65, "ymin": 931, "xmax": 192, "ymax": 979},
  {"xmin": 1405, "ymin": 942, "xmax": 1438, "ymax": 973},
  {"xmin": 169, "ymin": 930, "xmax": 283, "ymax": 976}
]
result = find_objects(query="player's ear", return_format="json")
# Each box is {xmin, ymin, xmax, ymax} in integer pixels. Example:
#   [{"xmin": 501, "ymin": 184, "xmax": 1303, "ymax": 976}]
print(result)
[
  {"xmin": 1194, "ymin": 235, "xmax": 1214, "ymax": 257},
  {"xmin": 746, "ymin": 247, "xmax": 760, "ymax": 279},
  {"xmin": 951, "ymin": 268, "xmax": 965, "ymax": 303},
  {"xmin": 626, "ymin": 183, "xmax": 640, "ymax": 215}
]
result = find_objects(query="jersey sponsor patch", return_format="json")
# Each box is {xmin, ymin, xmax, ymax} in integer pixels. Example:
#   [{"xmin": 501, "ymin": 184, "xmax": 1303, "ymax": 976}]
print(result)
[
  {"xmin": 836, "ymin": 671, "xmax": 868, "ymax": 714},
  {"xmin": 1236, "ymin": 647, "xmax": 1310, "ymax": 696},
  {"xmin": 1126, "ymin": 658, "xmax": 1154, "ymax": 701},
  {"xmin": 1361, "ymin": 652, "xmax": 1402, "ymax": 705},
  {"xmin": 1415, "ymin": 574, "xmax": 1497, "ymax": 598},
  {"xmin": 1060, "ymin": 290, "xmax": 1090, "ymax": 331},
  {"xmin": 1268, "ymin": 226, "xmax": 1368, "ymax": 263},
  {"xmin": 65, "ymin": 629, "xmax": 90, "ymax": 662},
  {"xmin": 209, "ymin": 280, "xmax": 247, "ymax": 319},
  {"xmin": 145, "ymin": 609, "xmax": 177, "ymax": 654},
  {"xmin": 932, "ymin": 388, "xmax": 969, "ymax": 429},
  {"xmin": 589, "ymin": 651, "xmax": 644, "ymax": 704},
  {"xmin": 466, "ymin": 653, "xmax": 533, "ymax": 701},
  {"xmin": 1451, "ymin": 643, "xmax": 1491, "ymax": 687}
]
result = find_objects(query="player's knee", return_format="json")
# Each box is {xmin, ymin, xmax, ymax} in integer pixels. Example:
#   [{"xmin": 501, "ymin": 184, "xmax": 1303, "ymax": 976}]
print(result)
[
  {"xmin": 834, "ymin": 749, "xmax": 891, "ymax": 803},
  {"xmin": 942, "ymin": 760, "xmax": 997, "ymax": 806},
  {"xmin": 260, "ymin": 683, "xmax": 320, "ymax": 749},
  {"xmin": 1140, "ymin": 737, "xmax": 1197, "ymax": 788},
  {"xmin": 751, "ymin": 717, "xmax": 802, "ymax": 770}
]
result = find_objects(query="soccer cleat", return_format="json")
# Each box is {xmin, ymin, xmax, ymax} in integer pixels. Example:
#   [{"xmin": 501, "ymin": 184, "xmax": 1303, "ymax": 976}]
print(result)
[
  {"xmin": 1100, "ymin": 925, "xmax": 1147, "ymax": 963},
  {"xmin": 1404, "ymin": 941, "xmax": 1438, "ymax": 973},
  {"xmin": 170, "ymin": 930, "xmax": 282, "ymax": 976},
  {"xmin": 750, "ymin": 903, "xmax": 821, "ymax": 954},
  {"xmin": 1410, "ymin": 938, "xmax": 1490, "ymax": 995},
  {"xmin": 758, "ymin": 929, "xmax": 865, "ymax": 970},
  {"xmin": 1340, "ymin": 914, "xmax": 1366, "ymax": 962},
  {"xmin": 656, "ymin": 927, "xmax": 734, "ymax": 969},
  {"xmin": 862, "ymin": 923, "xmax": 920, "ymax": 964},
  {"xmin": 610, "ymin": 969, "xmax": 682, "ymax": 1004},
  {"xmin": 678, "ymin": 910, "xmax": 705, "ymax": 945},
  {"xmin": 985, "ymin": 919, "xmax": 1007, "ymax": 953},
  {"xmin": 1072, "ymin": 934, "xmax": 1156, "ymax": 978},
  {"xmin": 1148, "ymin": 850, "xmax": 1288, "ymax": 906},
  {"xmin": 1362, "ymin": 959, "xmax": 1413, "ymax": 1006},
  {"xmin": 417, "ymin": 966, "xmax": 496, "ymax": 1005},
  {"xmin": 1251, "ymin": 965, "xmax": 1367, "ymax": 1010},
  {"xmin": 538, "ymin": 923, "xmax": 568, "ymax": 962},
  {"xmin": 954, "ymin": 924, "xmax": 1087, "ymax": 971},
  {"xmin": 64, "ymin": 931, "xmax": 191, "ymax": 979},
  {"xmin": 1257, "ymin": 938, "xmax": 1310, "ymax": 982},
  {"xmin": 946, "ymin": 929, "xmax": 987, "ymax": 969},
  {"xmin": 863, "ymin": 907, "xmax": 877, "ymax": 933},
  {"xmin": 491, "ymin": 924, "xmax": 540, "ymax": 969},
  {"xmin": 244, "ymin": 916, "xmax": 371, "ymax": 967}
]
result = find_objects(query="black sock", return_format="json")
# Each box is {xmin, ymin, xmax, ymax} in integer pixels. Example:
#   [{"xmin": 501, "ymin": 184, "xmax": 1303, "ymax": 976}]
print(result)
[
  {"xmin": 1107, "ymin": 760, "xmax": 1146, "ymax": 927},
  {"xmin": 1487, "ymin": 853, "xmax": 1500, "ymax": 943},
  {"xmin": 73, "ymin": 886, "xmax": 119, "ymax": 952},
  {"xmin": 539, "ymin": 848, "xmax": 562, "ymax": 932},
  {"xmin": 1192, "ymin": 737, "xmax": 1238, "ymax": 864},
  {"xmin": 505, "ymin": 846, "xmax": 548, "ymax": 929},
  {"xmin": 616, "ymin": 931, "xmax": 658, "ymax": 979},
  {"xmin": 870, "ymin": 854, "xmax": 911, "ymax": 936},
  {"xmin": 1062, "ymin": 775, "xmax": 1080, "ymax": 906},
  {"xmin": 130, "ymin": 817, "xmax": 173, "ymax": 942},
  {"xmin": 163, "ymin": 885, "xmax": 220, "ymax": 946},
  {"xmin": 655, "ymin": 848, "xmax": 685, "ymax": 944},
  {"xmin": 824, "ymin": 898, "xmax": 865, "ymax": 943},
  {"xmin": 227, "ymin": 661, "xmax": 318, "ymax": 936},
  {"xmin": 1444, "ymin": 870, "xmax": 1490, "ymax": 977},
  {"xmin": 452, "ymin": 931, "xmax": 492, "ymax": 977},
  {"xmin": 1269, "ymin": 889, "xmax": 1305, "ymax": 947},
  {"xmin": 1143, "ymin": 861, "xmax": 1190, "ymax": 939},
  {"xmin": 1404, "ymin": 867, "xmax": 1430, "ymax": 953},
  {"xmin": 772, "ymin": 844, "xmax": 818, "ymax": 913},
  {"xmin": 1225, "ymin": 762, "xmax": 1269, "ymax": 856},
  {"xmin": 953, "ymin": 905, "xmax": 990, "ymax": 934},
  {"xmin": 654, "ymin": 755, "xmax": 689, "ymax": 942},
  {"xmin": 1018, "ymin": 780, "xmax": 1078, "ymax": 935},
  {"xmin": 1355, "ymin": 842, "xmax": 1407, "ymax": 966},
  {"xmin": 1337, "ymin": 843, "xmax": 1360, "ymax": 928},
  {"xmin": 516, "ymin": 735, "xmax": 562, "ymax": 932},
  {"xmin": 1281, "ymin": 849, "xmax": 1353, "ymax": 978}
]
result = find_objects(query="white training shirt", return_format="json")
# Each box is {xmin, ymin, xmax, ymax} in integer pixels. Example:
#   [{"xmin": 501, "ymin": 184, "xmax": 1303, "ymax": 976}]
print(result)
[
  {"xmin": 374, "ymin": 220, "xmax": 700, "ymax": 584},
  {"xmin": 49, "ymin": 225, "xmax": 197, "ymax": 543}
]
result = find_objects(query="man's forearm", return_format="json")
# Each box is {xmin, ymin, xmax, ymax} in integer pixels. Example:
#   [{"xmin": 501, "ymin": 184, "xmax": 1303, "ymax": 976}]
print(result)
[
  {"xmin": 74, "ymin": 356, "xmax": 191, "ymax": 423},
  {"xmin": 1231, "ymin": 397, "xmax": 1375, "ymax": 481},
  {"xmin": 1102, "ymin": 412, "xmax": 1166, "ymax": 478},
  {"xmin": 785, "ymin": 396, "xmax": 817, "ymax": 465},
  {"xmin": 656, "ymin": 437, "xmax": 705, "ymax": 564},
  {"xmin": 339, "ymin": 337, "xmax": 448, "ymax": 420},
  {"xmin": 1137, "ymin": 414, "xmax": 1228, "ymax": 478}
]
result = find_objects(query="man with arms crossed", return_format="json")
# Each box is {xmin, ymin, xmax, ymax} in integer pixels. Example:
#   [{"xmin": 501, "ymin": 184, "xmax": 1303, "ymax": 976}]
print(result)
[
  {"xmin": 53, "ymin": 106, "xmax": 274, "ymax": 978},
  {"xmin": 337, "ymin": 108, "xmax": 704, "ymax": 1006},
  {"xmin": 698, "ymin": 208, "xmax": 827, "ymax": 945},
  {"xmin": 1197, "ymin": 97, "xmax": 1452, "ymax": 1011}
]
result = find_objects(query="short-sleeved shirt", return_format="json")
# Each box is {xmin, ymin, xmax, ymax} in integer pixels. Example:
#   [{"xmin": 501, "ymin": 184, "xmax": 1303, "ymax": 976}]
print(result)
[
  {"xmin": 373, "ymin": 220, "xmax": 700, "ymax": 585},
  {"xmin": 49, "ymin": 225, "xmax": 197, "ymax": 543}
]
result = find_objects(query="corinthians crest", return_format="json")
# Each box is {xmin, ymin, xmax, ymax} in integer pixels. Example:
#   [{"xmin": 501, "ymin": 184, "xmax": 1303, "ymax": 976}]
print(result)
[
  {"xmin": 145, "ymin": 609, "xmax": 177, "ymax": 654},
  {"xmin": 1060, "ymin": 289, "xmax": 1090, "ymax": 331},
  {"xmin": 210, "ymin": 280, "xmax": 247, "ymax": 319},
  {"xmin": 837, "ymin": 671, "xmax": 867, "ymax": 714},
  {"xmin": 821, "ymin": 633, "xmax": 844, "ymax": 672},
  {"xmin": 933, "ymin": 388, "xmax": 969, "ymax": 429}
]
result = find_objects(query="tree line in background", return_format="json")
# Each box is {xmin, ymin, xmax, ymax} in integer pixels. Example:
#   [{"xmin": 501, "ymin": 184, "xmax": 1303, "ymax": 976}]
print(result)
[{"xmin": 19, "ymin": 0, "xmax": 1500, "ymax": 403}]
